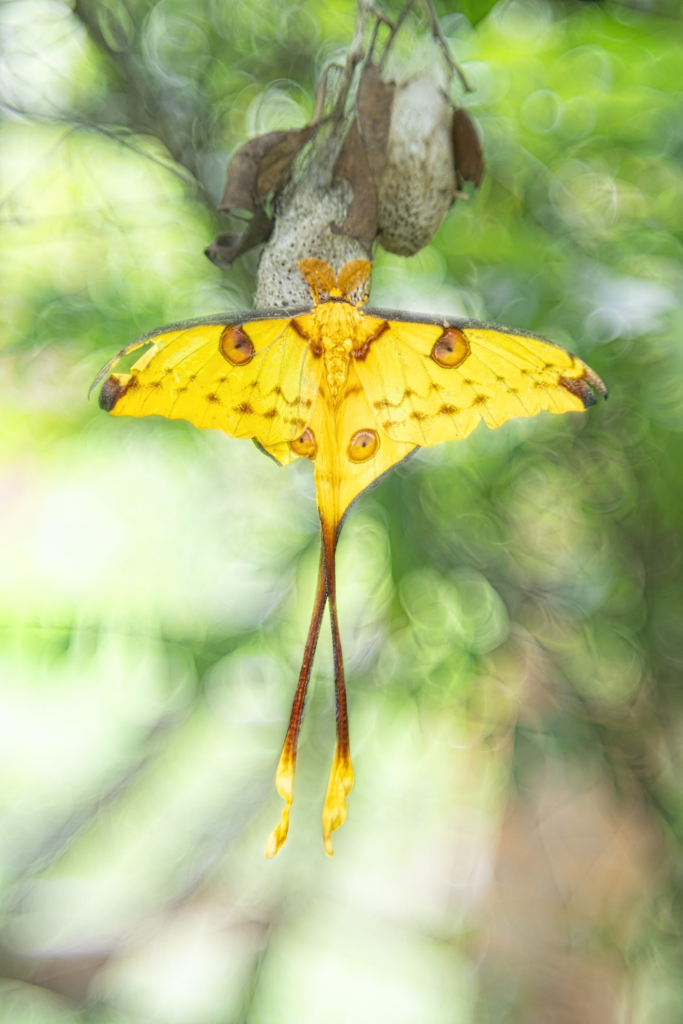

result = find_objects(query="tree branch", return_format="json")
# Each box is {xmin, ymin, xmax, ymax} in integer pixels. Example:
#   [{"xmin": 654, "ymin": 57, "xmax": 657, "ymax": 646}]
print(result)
[{"xmin": 71, "ymin": 0, "xmax": 208, "ymax": 193}]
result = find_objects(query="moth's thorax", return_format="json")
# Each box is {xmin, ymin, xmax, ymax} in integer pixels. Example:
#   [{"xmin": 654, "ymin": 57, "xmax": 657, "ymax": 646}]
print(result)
[{"xmin": 312, "ymin": 301, "xmax": 364, "ymax": 400}]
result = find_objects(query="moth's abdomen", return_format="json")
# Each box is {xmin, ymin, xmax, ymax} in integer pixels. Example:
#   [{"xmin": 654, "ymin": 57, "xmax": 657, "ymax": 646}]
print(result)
[
  {"xmin": 324, "ymin": 340, "xmax": 352, "ymax": 398},
  {"xmin": 309, "ymin": 300, "xmax": 365, "ymax": 399}
]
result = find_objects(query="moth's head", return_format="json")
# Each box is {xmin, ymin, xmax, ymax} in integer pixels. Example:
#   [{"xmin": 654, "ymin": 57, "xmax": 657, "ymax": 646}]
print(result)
[{"xmin": 299, "ymin": 258, "xmax": 371, "ymax": 307}]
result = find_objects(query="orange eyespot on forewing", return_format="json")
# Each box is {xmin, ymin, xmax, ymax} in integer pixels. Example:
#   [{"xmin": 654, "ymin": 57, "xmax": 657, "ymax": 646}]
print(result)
[
  {"xmin": 431, "ymin": 328, "xmax": 469, "ymax": 368},
  {"xmin": 348, "ymin": 429, "xmax": 379, "ymax": 462},
  {"xmin": 289, "ymin": 428, "xmax": 317, "ymax": 459},
  {"xmin": 220, "ymin": 325, "xmax": 255, "ymax": 365}
]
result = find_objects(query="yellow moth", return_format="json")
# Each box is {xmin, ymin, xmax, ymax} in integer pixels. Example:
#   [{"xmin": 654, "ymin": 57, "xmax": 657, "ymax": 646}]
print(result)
[{"xmin": 92, "ymin": 258, "xmax": 607, "ymax": 856}]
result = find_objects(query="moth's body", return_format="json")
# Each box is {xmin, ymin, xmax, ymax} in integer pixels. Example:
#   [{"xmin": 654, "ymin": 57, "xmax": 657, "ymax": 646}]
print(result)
[
  {"xmin": 93, "ymin": 257, "xmax": 607, "ymax": 858},
  {"xmin": 309, "ymin": 299, "xmax": 360, "ymax": 396},
  {"xmin": 283, "ymin": 290, "xmax": 405, "ymax": 529}
]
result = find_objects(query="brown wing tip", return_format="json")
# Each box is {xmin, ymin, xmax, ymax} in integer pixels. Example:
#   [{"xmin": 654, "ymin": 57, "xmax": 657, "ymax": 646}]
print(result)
[
  {"xmin": 99, "ymin": 374, "xmax": 130, "ymax": 412},
  {"xmin": 559, "ymin": 370, "xmax": 608, "ymax": 409},
  {"xmin": 585, "ymin": 366, "xmax": 609, "ymax": 400},
  {"xmin": 89, "ymin": 336, "xmax": 151, "ymax": 400}
]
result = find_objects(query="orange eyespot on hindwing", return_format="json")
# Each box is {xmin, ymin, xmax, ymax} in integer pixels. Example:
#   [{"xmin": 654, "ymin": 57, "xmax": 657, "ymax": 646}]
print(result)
[
  {"xmin": 348, "ymin": 429, "xmax": 379, "ymax": 462},
  {"xmin": 289, "ymin": 428, "xmax": 317, "ymax": 459},
  {"xmin": 431, "ymin": 328, "xmax": 469, "ymax": 369},
  {"xmin": 220, "ymin": 325, "xmax": 255, "ymax": 365}
]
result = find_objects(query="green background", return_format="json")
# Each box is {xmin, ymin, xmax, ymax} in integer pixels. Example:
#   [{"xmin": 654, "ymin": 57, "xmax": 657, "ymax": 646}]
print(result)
[{"xmin": 1, "ymin": 0, "xmax": 683, "ymax": 1019}]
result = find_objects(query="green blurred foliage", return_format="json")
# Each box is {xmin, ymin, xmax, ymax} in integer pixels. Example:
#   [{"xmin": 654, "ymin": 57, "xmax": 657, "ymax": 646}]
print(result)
[{"xmin": 1, "ymin": 0, "xmax": 683, "ymax": 1020}]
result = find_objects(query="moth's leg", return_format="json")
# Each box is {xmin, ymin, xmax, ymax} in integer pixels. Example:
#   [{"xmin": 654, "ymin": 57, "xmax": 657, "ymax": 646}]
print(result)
[
  {"xmin": 265, "ymin": 547, "xmax": 327, "ymax": 858},
  {"xmin": 321, "ymin": 517, "xmax": 354, "ymax": 857}
]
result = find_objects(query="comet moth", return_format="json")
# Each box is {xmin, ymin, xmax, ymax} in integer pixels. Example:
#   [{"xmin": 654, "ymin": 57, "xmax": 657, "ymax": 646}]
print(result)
[{"xmin": 92, "ymin": 258, "xmax": 607, "ymax": 857}]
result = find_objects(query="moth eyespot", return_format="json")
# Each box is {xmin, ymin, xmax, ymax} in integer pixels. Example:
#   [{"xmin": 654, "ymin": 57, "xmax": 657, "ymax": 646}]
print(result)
[
  {"xmin": 431, "ymin": 328, "xmax": 469, "ymax": 368},
  {"xmin": 348, "ymin": 429, "xmax": 379, "ymax": 462},
  {"xmin": 289, "ymin": 428, "xmax": 317, "ymax": 459},
  {"xmin": 220, "ymin": 325, "xmax": 255, "ymax": 365}
]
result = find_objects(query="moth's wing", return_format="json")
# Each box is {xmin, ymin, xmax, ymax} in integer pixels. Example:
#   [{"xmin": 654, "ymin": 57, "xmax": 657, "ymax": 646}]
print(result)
[
  {"xmin": 92, "ymin": 308, "xmax": 322, "ymax": 463},
  {"xmin": 355, "ymin": 310, "xmax": 607, "ymax": 447},
  {"xmin": 310, "ymin": 363, "xmax": 417, "ymax": 530}
]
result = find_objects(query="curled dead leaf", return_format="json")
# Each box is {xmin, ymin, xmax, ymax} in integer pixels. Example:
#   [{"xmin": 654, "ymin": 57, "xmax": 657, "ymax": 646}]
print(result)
[
  {"xmin": 332, "ymin": 61, "xmax": 395, "ymax": 248},
  {"xmin": 356, "ymin": 62, "xmax": 395, "ymax": 185},
  {"xmin": 205, "ymin": 206, "xmax": 274, "ymax": 270},
  {"xmin": 332, "ymin": 118, "xmax": 377, "ymax": 247},
  {"xmin": 209, "ymin": 124, "xmax": 315, "ymax": 268},
  {"xmin": 219, "ymin": 126, "xmax": 316, "ymax": 214},
  {"xmin": 451, "ymin": 107, "xmax": 485, "ymax": 189}
]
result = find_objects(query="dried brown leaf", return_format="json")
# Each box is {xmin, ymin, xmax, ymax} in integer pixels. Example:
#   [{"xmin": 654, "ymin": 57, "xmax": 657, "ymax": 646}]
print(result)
[
  {"xmin": 204, "ymin": 206, "xmax": 274, "ymax": 269},
  {"xmin": 332, "ymin": 119, "xmax": 377, "ymax": 247},
  {"xmin": 219, "ymin": 127, "xmax": 316, "ymax": 213},
  {"xmin": 451, "ymin": 107, "xmax": 484, "ymax": 188},
  {"xmin": 356, "ymin": 62, "xmax": 395, "ymax": 184}
]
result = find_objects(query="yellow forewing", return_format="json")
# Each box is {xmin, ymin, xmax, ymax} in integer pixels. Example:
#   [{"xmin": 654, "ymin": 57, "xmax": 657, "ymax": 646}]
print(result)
[
  {"xmin": 354, "ymin": 317, "xmax": 603, "ymax": 447},
  {"xmin": 97, "ymin": 315, "xmax": 320, "ymax": 451},
  {"xmin": 94, "ymin": 301, "xmax": 606, "ymax": 523}
]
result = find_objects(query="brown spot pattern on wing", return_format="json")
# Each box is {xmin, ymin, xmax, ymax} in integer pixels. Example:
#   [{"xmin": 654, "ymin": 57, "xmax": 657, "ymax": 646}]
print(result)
[
  {"xmin": 352, "ymin": 320, "xmax": 389, "ymax": 361},
  {"xmin": 290, "ymin": 319, "xmax": 310, "ymax": 340}
]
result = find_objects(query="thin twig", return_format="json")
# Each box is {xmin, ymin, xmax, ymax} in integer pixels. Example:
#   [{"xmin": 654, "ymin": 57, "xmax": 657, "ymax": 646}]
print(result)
[
  {"xmin": 328, "ymin": 0, "xmax": 371, "ymax": 122},
  {"xmin": 0, "ymin": 103, "xmax": 215, "ymax": 212},
  {"xmin": 367, "ymin": 7, "xmax": 395, "ymax": 63},
  {"xmin": 423, "ymin": 0, "xmax": 471, "ymax": 92},
  {"xmin": 378, "ymin": 0, "xmax": 417, "ymax": 70},
  {"xmin": 91, "ymin": 124, "xmax": 216, "ymax": 208},
  {"xmin": 72, "ymin": 0, "xmax": 207, "ymax": 183},
  {"xmin": 0, "ymin": 120, "xmax": 78, "ymax": 213},
  {"xmin": 379, "ymin": 0, "xmax": 471, "ymax": 92},
  {"xmin": 310, "ymin": 63, "xmax": 344, "ymax": 124}
]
